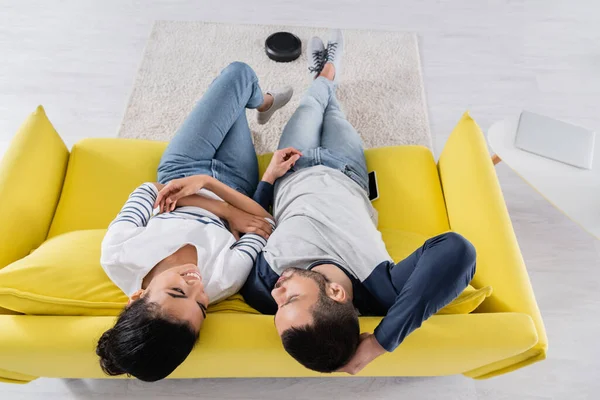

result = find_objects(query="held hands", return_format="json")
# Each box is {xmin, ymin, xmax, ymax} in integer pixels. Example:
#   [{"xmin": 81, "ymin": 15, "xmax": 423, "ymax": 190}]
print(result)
[
  {"xmin": 154, "ymin": 176, "xmax": 208, "ymax": 213},
  {"xmin": 337, "ymin": 333, "xmax": 387, "ymax": 375},
  {"xmin": 224, "ymin": 205, "xmax": 273, "ymax": 240},
  {"xmin": 262, "ymin": 147, "xmax": 302, "ymax": 184}
]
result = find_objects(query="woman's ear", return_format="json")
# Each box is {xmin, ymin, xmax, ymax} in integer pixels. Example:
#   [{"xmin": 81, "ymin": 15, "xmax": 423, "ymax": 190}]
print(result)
[
  {"xmin": 326, "ymin": 282, "xmax": 348, "ymax": 303},
  {"xmin": 127, "ymin": 289, "xmax": 145, "ymax": 306}
]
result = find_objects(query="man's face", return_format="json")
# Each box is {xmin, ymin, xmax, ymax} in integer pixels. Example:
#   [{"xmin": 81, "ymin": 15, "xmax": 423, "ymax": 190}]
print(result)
[
  {"xmin": 271, "ymin": 267, "xmax": 330, "ymax": 335},
  {"xmin": 133, "ymin": 264, "xmax": 210, "ymax": 332}
]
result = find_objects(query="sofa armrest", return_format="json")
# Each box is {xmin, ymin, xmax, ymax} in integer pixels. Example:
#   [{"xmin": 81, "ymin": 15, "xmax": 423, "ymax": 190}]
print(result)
[
  {"xmin": 437, "ymin": 112, "xmax": 547, "ymax": 374},
  {"xmin": 0, "ymin": 106, "xmax": 69, "ymax": 269}
]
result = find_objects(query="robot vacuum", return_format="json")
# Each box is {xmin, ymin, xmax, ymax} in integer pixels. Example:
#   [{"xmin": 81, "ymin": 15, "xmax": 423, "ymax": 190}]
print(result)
[{"xmin": 265, "ymin": 32, "xmax": 302, "ymax": 62}]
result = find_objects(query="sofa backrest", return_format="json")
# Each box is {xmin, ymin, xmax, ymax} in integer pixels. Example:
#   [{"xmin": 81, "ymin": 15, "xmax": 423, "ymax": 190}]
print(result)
[
  {"xmin": 47, "ymin": 139, "xmax": 450, "ymax": 242},
  {"xmin": 47, "ymin": 138, "xmax": 167, "ymax": 238}
]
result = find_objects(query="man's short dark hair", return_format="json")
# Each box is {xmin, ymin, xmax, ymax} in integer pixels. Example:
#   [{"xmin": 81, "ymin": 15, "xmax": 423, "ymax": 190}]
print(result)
[
  {"xmin": 281, "ymin": 283, "xmax": 360, "ymax": 372},
  {"xmin": 96, "ymin": 296, "xmax": 198, "ymax": 382}
]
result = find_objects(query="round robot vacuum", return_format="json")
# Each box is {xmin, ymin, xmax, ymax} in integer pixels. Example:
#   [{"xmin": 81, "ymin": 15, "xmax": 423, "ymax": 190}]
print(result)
[{"xmin": 265, "ymin": 32, "xmax": 302, "ymax": 62}]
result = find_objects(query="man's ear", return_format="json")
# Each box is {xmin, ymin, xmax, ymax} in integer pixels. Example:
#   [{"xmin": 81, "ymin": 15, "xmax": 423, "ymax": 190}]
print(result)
[
  {"xmin": 127, "ymin": 289, "xmax": 146, "ymax": 306},
  {"xmin": 326, "ymin": 282, "xmax": 348, "ymax": 303}
]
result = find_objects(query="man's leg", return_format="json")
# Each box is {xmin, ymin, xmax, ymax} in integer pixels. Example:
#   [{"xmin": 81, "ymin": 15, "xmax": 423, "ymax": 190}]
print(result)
[
  {"xmin": 320, "ymin": 91, "xmax": 368, "ymax": 181},
  {"xmin": 157, "ymin": 62, "xmax": 265, "ymax": 187},
  {"xmin": 317, "ymin": 62, "xmax": 368, "ymax": 191},
  {"xmin": 277, "ymin": 77, "xmax": 334, "ymax": 152}
]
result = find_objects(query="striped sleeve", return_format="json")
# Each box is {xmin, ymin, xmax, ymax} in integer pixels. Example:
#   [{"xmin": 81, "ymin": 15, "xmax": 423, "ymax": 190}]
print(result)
[
  {"xmin": 102, "ymin": 183, "xmax": 158, "ymax": 267},
  {"xmin": 108, "ymin": 183, "xmax": 158, "ymax": 229},
  {"xmin": 229, "ymin": 217, "xmax": 276, "ymax": 263}
]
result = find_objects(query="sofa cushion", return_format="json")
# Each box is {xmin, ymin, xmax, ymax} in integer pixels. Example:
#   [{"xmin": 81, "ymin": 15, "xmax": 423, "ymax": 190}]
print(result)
[
  {"xmin": 438, "ymin": 285, "xmax": 492, "ymax": 314},
  {"xmin": 0, "ymin": 230, "xmax": 258, "ymax": 316},
  {"xmin": 0, "ymin": 106, "xmax": 69, "ymax": 269},
  {"xmin": 0, "ymin": 229, "xmax": 488, "ymax": 316},
  {"xmin": 0, "ymin": 230, "xmax": 123, "ymax": 315}
]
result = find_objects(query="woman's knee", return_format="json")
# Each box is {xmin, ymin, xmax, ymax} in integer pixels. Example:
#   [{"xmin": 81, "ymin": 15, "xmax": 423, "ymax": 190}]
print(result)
[{"xmin": 222, "ymin": 61, "xmax": 256, "ymax": 81}]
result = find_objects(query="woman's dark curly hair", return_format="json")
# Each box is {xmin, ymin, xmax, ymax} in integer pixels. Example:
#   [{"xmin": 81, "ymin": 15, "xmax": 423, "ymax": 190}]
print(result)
[{"xmin": 96, "ymin": 296, "xmax": 198, "ymax": 382}]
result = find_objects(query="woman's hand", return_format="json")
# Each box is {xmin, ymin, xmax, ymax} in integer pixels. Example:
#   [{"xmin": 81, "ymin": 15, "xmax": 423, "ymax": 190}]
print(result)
[
  {"xmin": 151, "ymin": 182, "xmax": 166, "ymax": 191},
  {"xmin": 225, "ymin": 205, "xmax": 273, "ymax": 240},
  {"xmin": 154, "ymin": 175, "xmax": 210, "ymax": 213},
  {"xmin": 262, "ymin": 147, "xmax": 302, "ymax": 184}
]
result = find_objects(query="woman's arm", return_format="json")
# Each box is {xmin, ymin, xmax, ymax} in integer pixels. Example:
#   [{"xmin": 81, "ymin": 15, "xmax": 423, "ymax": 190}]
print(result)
[
  {"xmin": 154, "ymin": 175, "xmax": 270, "ymax": 218},
  {"xmin": 175, "ymin": 194, "xmax": 230, "ymax": 219},
  {"xmin": 176, "ymin": 193, "xmax": 273, "ymax": 239},
  {"xmin": 201, "ymin": 176, "xmax": 272, "ymax": 219},
  {"xmin": 154, "ymin": 147, "xmax": 301, "ymax": 218}
]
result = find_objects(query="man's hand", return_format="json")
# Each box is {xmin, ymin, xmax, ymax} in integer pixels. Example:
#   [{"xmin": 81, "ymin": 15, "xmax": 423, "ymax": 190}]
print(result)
[
  {"xmin": 262, "ymin": 147, "xmax": 302, "ymax": 184},
  {"xmin": 337, "ymin": 333, "xmax": 387, "ymax": 375},
  {"xmin": 224, "ymin": 205, "xmax": 273, "ymax": 240},
  {"xmin": 154, "ymin": 175, "xmax": 210, "ymax": 213}
]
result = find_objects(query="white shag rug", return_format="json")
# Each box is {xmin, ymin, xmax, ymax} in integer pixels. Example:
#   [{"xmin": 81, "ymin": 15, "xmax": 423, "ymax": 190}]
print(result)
[{"xmin": 118, "ymin": 21, "xmax": 431, "ymax": 154}]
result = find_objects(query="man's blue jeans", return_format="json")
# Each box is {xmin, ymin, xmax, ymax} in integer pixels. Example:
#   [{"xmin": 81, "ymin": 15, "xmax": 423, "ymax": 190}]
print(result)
[{"xmin": 277, "ymin": 77, "xmax": 369, "ymax": 193}]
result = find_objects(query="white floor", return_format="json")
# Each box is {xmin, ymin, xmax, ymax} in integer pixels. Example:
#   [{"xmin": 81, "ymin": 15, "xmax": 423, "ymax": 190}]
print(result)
[{"xmin": 0, "ymin": 1, "xmax": 599, "ymax": 399}]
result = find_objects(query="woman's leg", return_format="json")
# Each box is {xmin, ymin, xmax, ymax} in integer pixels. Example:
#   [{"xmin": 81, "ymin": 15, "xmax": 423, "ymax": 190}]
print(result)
[
  {"xmin": 277, "ymin": 77, "xmax": 334, "ymax": 152},
  {"xmin": 157, "ymin": 62, "xmax": 265, "ymax": 191},
  {"xmin": 211, "ymin": 111, "xmax": 259, "ymax": 196}
]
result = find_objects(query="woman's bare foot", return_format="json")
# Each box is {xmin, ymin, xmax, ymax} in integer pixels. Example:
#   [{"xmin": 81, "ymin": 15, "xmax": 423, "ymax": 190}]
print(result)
[
  {"xmin": 257, "ymin": 87, "xmax": 294, "ymax": 125},
  {"xmin": 257, "ymin": 94, "xmax": 274, "ymax": 112}
]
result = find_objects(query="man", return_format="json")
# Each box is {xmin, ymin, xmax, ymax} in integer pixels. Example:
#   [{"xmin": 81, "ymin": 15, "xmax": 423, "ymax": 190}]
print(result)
[{"xmin": 241, "ymin": 30, "xmax": 477, "ymax": 374}]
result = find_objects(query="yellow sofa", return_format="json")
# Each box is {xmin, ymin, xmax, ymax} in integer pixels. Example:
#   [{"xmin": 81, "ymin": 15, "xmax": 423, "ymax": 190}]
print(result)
[{"xmin": 0, "ymin": 106, "xmax": 547, "ymax": 384}]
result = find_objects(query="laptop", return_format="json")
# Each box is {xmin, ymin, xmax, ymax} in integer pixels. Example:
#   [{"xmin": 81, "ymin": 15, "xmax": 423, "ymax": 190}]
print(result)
[{"xmin": 515, "ymin": 111, "xmax": 596, "ymax": 170}]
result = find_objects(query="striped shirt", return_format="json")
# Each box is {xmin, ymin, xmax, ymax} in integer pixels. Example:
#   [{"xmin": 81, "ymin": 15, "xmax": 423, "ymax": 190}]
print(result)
[{"xmin": 100, "ymin": 183, "xmax": 274, "ymax": 303}]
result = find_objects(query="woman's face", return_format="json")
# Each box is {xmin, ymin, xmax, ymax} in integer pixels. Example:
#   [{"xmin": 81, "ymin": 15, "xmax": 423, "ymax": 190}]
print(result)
[{"xmin": 134, "ymin": 264, "xmax": 209, "ymax": 331}]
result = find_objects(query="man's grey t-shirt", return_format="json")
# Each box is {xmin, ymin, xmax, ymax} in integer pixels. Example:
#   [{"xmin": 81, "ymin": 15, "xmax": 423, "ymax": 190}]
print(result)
[{"xmin": 263, "ymin": 165, "xmax": 392, "ymax": 281}]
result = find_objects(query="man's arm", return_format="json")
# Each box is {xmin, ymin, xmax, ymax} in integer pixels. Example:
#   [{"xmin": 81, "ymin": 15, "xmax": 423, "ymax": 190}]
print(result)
[
  {"xmin": 177, "ymin": 193, "xmax": 274, "ymax": 240},
  {"xmin": 339, "ymin": 232, "xmax": 477, "ymax": 374},
  {"xmin": 251, "ymin": 147, "xmax": 301, "ymax": 212},
  {"xmin": 252, "ymin": 181, "xmax": 274, "ymax": 212},
  {"xmin": 202, "ymin": 176, "xmax": 272, "ymax": 219}
]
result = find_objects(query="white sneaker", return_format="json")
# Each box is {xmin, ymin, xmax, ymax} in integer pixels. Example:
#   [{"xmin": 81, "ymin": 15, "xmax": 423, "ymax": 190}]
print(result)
[
  {"xmin": 257, "ymin": 86, "xmax": 293, "ymax": 125},
  {"xmin": 325, "ymin": 29, "xmax": 344, "ymax": 83},
  {"xmin": 307, "ymin": 36, "xmax": 326, "ymax": 79}
]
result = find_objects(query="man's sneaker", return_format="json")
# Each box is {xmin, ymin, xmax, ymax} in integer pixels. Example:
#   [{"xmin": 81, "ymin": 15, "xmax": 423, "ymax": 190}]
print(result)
[
  {"xmin": 325, "ymin": 29, "xmax": 344, "ymax": 83},
  {"xmin": 307, "ymin": 36, "xmax": 326, "ymax": 79}
]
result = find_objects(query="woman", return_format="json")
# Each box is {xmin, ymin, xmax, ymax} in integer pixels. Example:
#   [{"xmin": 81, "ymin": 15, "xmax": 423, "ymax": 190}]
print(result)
[{"xmin": 96, "ymin": 62, "xmax": 300, "ymax": 382}]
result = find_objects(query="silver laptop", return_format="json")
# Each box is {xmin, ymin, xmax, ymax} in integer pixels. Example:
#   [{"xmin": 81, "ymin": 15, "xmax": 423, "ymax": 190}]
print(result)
[{"xmin": 515, "ymin": 111, "xmax": 595, "ymax": 169}]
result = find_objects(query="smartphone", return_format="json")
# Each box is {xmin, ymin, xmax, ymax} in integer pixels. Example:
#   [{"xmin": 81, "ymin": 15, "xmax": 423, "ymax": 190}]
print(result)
[{"xmin": 368, "ymin": 171, "xmax": 379, "ymax": 201}]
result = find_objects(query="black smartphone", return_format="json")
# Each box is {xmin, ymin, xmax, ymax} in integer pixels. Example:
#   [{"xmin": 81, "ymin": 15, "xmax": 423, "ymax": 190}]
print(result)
[{"xmin": 368, "ymin": 171, "xmax": 379, "ymax": 201}]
